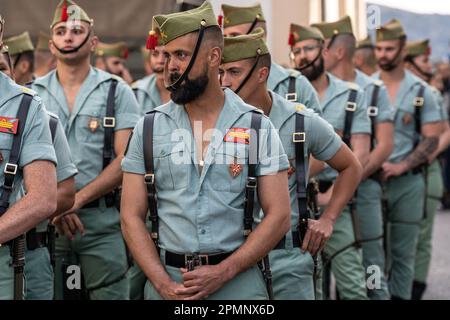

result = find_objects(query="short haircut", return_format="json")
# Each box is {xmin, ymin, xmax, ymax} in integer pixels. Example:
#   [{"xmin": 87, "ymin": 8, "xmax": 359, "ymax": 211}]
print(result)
[
  {"xmin": 13, "ymin": 50, "xmax": 34, "ymax": 72},
  {"xmin": 257, "ymin": 53, "xmax": 271, "ymax": 71},
  {"xmin": 333, "ymin": 34, "xmax": 356, "ymax": 60},
  {"xmin": 203, "ymin": 25, "xmax": 224, "ymax": 51}
]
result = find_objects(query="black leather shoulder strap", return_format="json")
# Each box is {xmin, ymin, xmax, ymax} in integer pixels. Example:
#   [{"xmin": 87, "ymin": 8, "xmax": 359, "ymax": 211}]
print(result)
[
  {"xmin": 368, "ymin": 83, "xmax": 381, "ymax": 150},
  {"xmin": 343, "ymin": 88, "xmax": 358, "ymax": 147},
  {"xmin": 0, "ymin": 94, "xmax": 32, "ymax": 215},
  {"xmin": 414, "ymin": 84, "xmax": 425, "ymax": 146},
  {"xmin": 286, "ymin": 76, "xmax": 297, "ymax": 102},
  {"xmin": 48, "ymin": 115, "xmax": 58, "ymax": 144}
]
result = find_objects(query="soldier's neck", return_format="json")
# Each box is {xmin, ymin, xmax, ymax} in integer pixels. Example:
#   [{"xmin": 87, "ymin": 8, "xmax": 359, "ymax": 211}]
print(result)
[
  {"xmin": 379, "ymin": 64, "xmax": 405, "ymax": 84},
  {"xmin": 330, "ymin": 60, "xmax": 356, "ymax": 82},
  {"xmin": 311, "ymin": 72, "xmax": 329, "ymax": 100},
  {"xmin": 185, "ymin": 79, "xmax": 225, "ymax": 119},
  {"xmin": 15, "ymin": 72, "xmax": 33, "ymax": 86},
  {"xmin": 56, "ymin": 59, "xmax": 91, "ymax": 88},
  {"xmin": 246, "ymin": 86, "xmax": 272, "ymax": 116}
]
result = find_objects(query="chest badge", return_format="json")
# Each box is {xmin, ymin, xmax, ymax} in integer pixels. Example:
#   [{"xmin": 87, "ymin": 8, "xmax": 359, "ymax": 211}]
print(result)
[
  {"xmin": 229, "ymin": 158, "xmax": 243, "ymax": 178},
  {"xmin": 0, "ymin": 116, "xmax": 19, "ymax": 134},
  {"xmin": 288, "ymin": 159, "xmax": 296, "ymax": 177},
  {"xmin": 402, "ymin": 113, "xmax": 412, "ymax": 125},
  {"xmin": 88, "ymin": 117, "xmax": 100, "ymax": 133}
]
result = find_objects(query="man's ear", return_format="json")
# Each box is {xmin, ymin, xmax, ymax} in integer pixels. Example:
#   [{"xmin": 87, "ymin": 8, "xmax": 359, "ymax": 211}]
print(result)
[
  {"xmin": 209, "ymin": 47, "xmax": 222, "ymax": 67},
  {"xmin": 18, "ymin": 59, "xmax": 31, "ymax": 74},
  {"xmin": 90, "ymin": 35, "xmax": 99, "ymax": 52},
  {"xmin": 258, "ymin": 66, "xmax": 270, "ymax": 83}
]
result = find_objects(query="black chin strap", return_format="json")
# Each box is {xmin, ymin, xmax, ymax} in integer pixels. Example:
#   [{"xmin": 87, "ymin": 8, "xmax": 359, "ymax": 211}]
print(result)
[
  {"xmin": 12, "ymin": 53, "xmax": 22, "ymax": 70},
  {"xmin": 165, "ymin": 23, "xmax": 207, "ymax": 92},
  {"xmin": 235, "ymin": 53, "xmax": 261, "ymax": 94},
  {"xmin": 246, "ymin": 18, "xmax": 259, "ymax": 35},
  {"xmin": 296, "ymin": 47, "xmax": 323, "ymax": 72},
  {"xmin": 53, "ymin": 30, "xmax": 91, "ymax": 55},
  {"xmin": 407, "ymin": 57, "xmax": 433, "ymax": 81}
]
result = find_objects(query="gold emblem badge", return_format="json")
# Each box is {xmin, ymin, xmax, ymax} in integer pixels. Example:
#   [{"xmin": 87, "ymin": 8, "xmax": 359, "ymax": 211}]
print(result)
[
  {"xmin": 287, "ymin": 159, "xmax": 296, "ymax": 177},
  {"xmin": 88, "ymin": 118, "xmax": 99, "ymax": 133},
  {"xmin": 229, "ymin": 158, "xmax": 243, "ymax": 178},
  {"xmin": 402, "ymin": 113, "xmax": 412, "ymax": 125}
]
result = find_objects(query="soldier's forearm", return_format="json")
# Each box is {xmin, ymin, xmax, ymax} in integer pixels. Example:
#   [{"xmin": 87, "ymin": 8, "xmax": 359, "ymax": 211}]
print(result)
[
  {"xmin": 429, "ymin": 127, "xmax": 450, "ymax": 163},
  {"xmin": 323, "ymin": 158, "xmax": 362, "ymax": 223},
  {"xmin": 404, "ymin": 136, "xmax": 439, "ymax": 171},
  {"xmin": 52, "ymin": 178, "xmax": 76, "ymax": 218},
  {"xmin": 76, "ymin": 156, "xmax": 123, "ymax": 206},
  {"xmin": 362, "ymin": 142, "xmax": 393, "ymax": 180}
]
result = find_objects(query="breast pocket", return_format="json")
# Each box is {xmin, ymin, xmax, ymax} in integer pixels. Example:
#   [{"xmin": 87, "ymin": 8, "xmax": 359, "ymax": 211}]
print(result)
[
  {"xmin": 76, "ymin": 105, "xmax": 106, "ymax": 144},
  {"xmin": 211, "ymin": 143, "xmax": 248, "ymax": 193},
  {"xmin": 153, "ymin": 142, "xmax": 189, "ymax": 190}
]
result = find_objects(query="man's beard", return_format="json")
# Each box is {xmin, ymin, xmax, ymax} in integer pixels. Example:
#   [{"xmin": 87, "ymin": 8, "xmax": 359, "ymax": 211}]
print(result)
[
  {"xmin": 299, "ymin": 56, "xmax": 324, "ymax": 82},
  {"xmin": 378, "ymin": 58, "xmax": 398, "ymax": 71},
  {"xmin": 168, "ymin": 70, "xmax": 209, "ymax": 104}
]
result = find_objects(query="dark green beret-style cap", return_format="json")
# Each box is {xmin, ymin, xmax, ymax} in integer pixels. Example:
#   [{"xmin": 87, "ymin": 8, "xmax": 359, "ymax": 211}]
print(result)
[
  {"xmin": 51, "ymin": 0, "xmax": 93, "ymax": 29},
  {"xmin": 149, "ymin": 1, "xmax": 218, "ymax": 48},
  {"xmin": 356, "ymin": 35, "xmax": 374, "ymax": 49},
  {"xmin": 376, "ymin": 19, "xmax": 406, "ymax": 42},
  {"xmin": 221, "ymin": 3, "xmax": 265, "ymax": 28},
  {"xmin": 407, "ymin": 39, "xmax": 430, "ymax": 57},
  {"xmin": 289, "ymin": 23, "xmax": 324, "ymax": 46},
  {"xmin": 311, "ymin": 15, "xmax": 354, "ymax": 40},
  {"xmin": 4, "ymin": 31, "xmax": 34, "ymax": 56},
  {"xmin": 222, "ymin": 27, "xmax": 269, "ymax": 64}
]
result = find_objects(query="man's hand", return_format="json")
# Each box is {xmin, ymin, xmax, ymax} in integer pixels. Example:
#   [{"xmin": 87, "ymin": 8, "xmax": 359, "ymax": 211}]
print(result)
[
  {"xmin": 157, "ymin": 280, "xmax": 196, "ymax": 300},
  {"xmin": 178, "ymin": 265, "xmax": 229, "ymax": 300},
  {"xmin": 53, "ymin": 213, "xmax": 85, "ymax": 240},
  {"xmin": 382, "ymin": 161, "xmax": 408, "ymax": 180},
  {"xmin": 301, "ymin": 217, "xmax": 334, "ymax": 256}
]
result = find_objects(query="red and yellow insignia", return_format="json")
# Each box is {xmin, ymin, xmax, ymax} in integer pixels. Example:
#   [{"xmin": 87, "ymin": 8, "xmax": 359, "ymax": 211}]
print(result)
[
  {"xmin": 287, "ymin": 159, "xmax": 296, "ymax": 176},
  {"xmin": 229, "ymin": 158, "xmax": 243, "ymax": 178},
  {"xmin": 402, "ymin": 113, "xmax": 412, "ymax": 125},
  {"xmin": 224, "ymin": 128, "xmax": 251, "ymax": 145},
  {"xmin": 0, "ymin": 116, "xmax": 19, "ymax": 134},
  {"xmin": 88, "ymin": 117, "xmax": 99, "ymax": 133}
]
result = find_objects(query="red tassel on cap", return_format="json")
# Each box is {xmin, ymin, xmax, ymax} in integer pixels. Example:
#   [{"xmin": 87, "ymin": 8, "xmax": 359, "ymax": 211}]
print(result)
[
  {"xmin": 218, "ymin": 15, "xmax": 223, "ymax": 28},
  {"xmin": 123, "ymin": 48, "xmax": 129, "ymax": 59},
  {"xmin": 426, "ymin": 46, "xmax": 431, "ymax": 56},
  {"xmin": 61, "ymin": 0, "xmax": 69, "ymax": 22},
  {"xmin": 146, "ymin": 31, "xmax": 158, "ymax": 50},
  {"xmin": 288, "ymin": 33, "xmax": 295, "ymax": 47}
]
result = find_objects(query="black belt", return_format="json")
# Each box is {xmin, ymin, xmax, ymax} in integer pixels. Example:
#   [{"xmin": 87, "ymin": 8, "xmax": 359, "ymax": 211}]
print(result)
[
  {"xmin": 82, "ymin": 199, "xmax": 100, "ymax": 209},
  {"xmin": 26, "ymin": 230, "xmax": 48, "ymax": 251},
  {"xmin": 274, "ymin": 231, "xmax": 301, "ymax": 250},
  {"xmin": 165, "ymin": 251, "xmax": 233, "ymax": 268},
  {"xmin": 318, "ymin": 180, "xmax": 333, "ymax": 193}
]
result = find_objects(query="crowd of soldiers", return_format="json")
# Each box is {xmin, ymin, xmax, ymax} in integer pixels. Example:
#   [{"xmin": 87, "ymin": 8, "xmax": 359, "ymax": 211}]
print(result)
[{"xmin": 0, "ymin": 0, "xmax": 449, "ymax": 300}]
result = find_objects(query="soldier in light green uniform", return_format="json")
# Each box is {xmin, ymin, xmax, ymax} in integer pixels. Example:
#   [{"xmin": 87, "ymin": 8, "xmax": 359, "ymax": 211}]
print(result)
[
  {"xmin": 32, "ymin": 0, "xmax": 140, "ymax": 300},
  {"xmin": 121, "ymin": 2, "xmax": 291, "ymax": 300},
  {"xmin": 132, "ymin": 43, "xmax": 170, "ymax": 115},
  {"xmin": 1, "ymin": 34, "xmax": 78, "ymax": 300},
  {"xmin": 220, "ymin": 28, "xmax": 364, "ymax": 300},
  {"xmin": 221, "ymin": 3, "xmax": 321, "ymax": 114},
  {"xmin": 313, "ymin": 16, "xmax": 395, "ymax": 300},
  {"xmin": 373, "ymin": 20, "xmax": 442, "ymax": 299},
  {"xmin": 353, "ymin": 35, "xmax": 377, "ymax": 76},
  {"xmin": 23, "ymin": 114, "xmax": 77, "ymax": 300},
  {"xmin": 1, "ymin": 14, "xmax": 58, "ymax": 300},
  {"xmin": 3, "ymin": 31, "xmax": 34, "ymax": 85},
  {"xmin": 95, "ymin": 41, "xmax": 133, "ymax": 85},
  {"xmin": 404, "ymin": 39, "xmax": 450, "ymax": 299},
  {"xmin": 34, "ymin": 31, "xmax": 56, "ymax": 78},
  {"xmin": 290, "ymin": 23, "xmax": 370, "ymax": 299}
]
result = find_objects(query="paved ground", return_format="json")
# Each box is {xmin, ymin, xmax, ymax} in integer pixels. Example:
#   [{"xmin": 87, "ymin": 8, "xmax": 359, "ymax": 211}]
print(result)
[{"xmin": 423, "ymin": 210, "xmax": 450, "ymax": 300}]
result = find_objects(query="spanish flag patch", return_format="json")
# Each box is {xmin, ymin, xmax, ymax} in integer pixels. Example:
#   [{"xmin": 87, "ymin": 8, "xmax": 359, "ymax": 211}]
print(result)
[
  {"xmin": 0, "ymin": 117, "xmax": 19, "ymax": 134},
  {"xmin": 224, "ymin": 128, "xmax": 251, "ymax": 145}
]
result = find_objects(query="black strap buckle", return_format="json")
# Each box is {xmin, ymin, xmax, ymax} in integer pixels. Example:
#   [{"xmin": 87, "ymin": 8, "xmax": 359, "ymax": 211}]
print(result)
[
  {"xmin": 292, "ymin": 132, "xmax": 305, "ymax": 143},
  {"xmin": 414, "ymin": 97, "xmax": 424, "ymax": 107},
  {"xmin": 246, "ymin": 177, "xmax": 257, "ymax": 188},
  {"xmin": 367, "ymin": 106, "xmax": 378, "ymax": 117},
  {"xmin": 144, "ymin": 173, "xmax": 155, "ymax": 185},
  {"xmin": 346, "ymin": 102, "xmax": 357, "ymax": 112},
  {"xmin": 103, "ymin": 117, "xmax": 116, "ymax": 128},
  {"xmin": 285, "ymin": 93, "xmax": 297, "ymax": 102},
  {"xmin": 4, "ymin": 163, "xmax": 18, "ymax": 176}
]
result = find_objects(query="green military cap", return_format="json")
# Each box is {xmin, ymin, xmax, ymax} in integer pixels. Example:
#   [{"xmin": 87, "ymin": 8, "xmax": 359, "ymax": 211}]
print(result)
[
  {"xmin": 407, "ymin": 39, "xmax": 430, "ymax": 57},
  {"xmin": 51, "ymin": 0, "xmax": 93, "ymax": 29},
  {"xmin": 147, "ymin": 1, "xmax": 218, "ymax": 49},
  {"xmin": 311, "ymin": 15, "xmax": 354, "ymax": 39},
  {"xmin": 4, "ymin": 31, "xmax": 34, "ymax": 56},
  {"xmin": 221, "ymin": 3, "xmax": 265, "ymax": 28},
  {"xmin": 376, "ymin": 19, "xmax": 406, "ymax": 42},
  {"xmin": 289, "ymin": 23, "xmax": 324, "ymax": 46},
  {"xmin": 356, "ymin": 35, "xmax": 374, "ymax": 49},
  {"xmin": 96, "ymin": 42, "xmax": 129, "ymax": 59},
  {"xmin": 222, "ymin": 28, "xmax": 269, "ymax": 64},
  {"xmin": 36, "ymin": 31, "xmax": 51, "ymax": 51}
]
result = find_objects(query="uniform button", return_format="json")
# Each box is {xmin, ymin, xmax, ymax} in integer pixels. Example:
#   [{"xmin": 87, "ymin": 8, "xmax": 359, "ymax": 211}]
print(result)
[{"xmin": 200, "ymin": 229, "xmax": 206, "ymax": 235}]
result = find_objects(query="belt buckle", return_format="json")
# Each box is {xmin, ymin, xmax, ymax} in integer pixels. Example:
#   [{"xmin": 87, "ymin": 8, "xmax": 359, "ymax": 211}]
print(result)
[
  {"xmin": 367, "ymin": 106, "xmax": 378, "ymax": 117},
  {"xmin": 414, "ymin": 97, "xmax": 424, "ymax": 107},
  {"xmin": 292, "ymin": 132, "xmax": 305, "ymax": 143},
  {"xmin": 346, "ymin": 102, "xmax": 357, "ymax": 112},
  {"xmin": 285, "ymin": 93, "xmax": 297, "ymax": 102},
  {"xmin": 103, "ymin": 117, "xmax": 116, "ymax": 128},
  {"xmin": 185, "ymin": 253, "xmax": 209, "ymax": 270}
]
